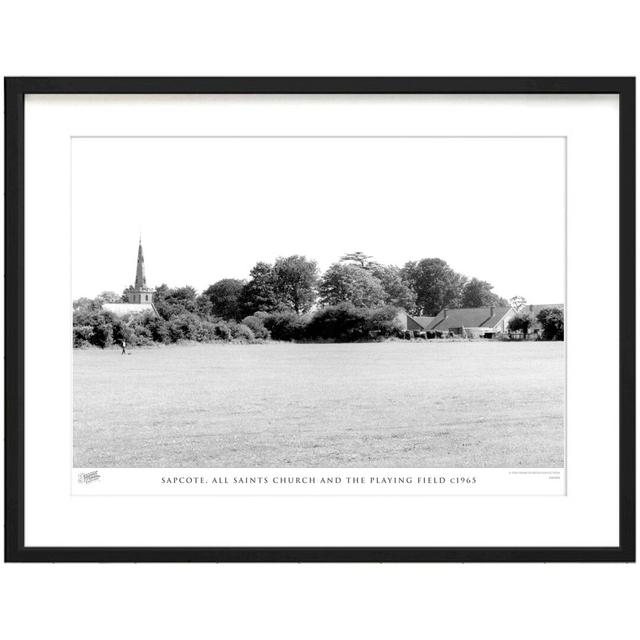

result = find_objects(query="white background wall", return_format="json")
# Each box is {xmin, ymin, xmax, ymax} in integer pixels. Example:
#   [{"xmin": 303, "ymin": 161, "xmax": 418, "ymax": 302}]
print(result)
[{"xmin": 1, "ymin": 2, "xmax": 637, "ymax": 639}]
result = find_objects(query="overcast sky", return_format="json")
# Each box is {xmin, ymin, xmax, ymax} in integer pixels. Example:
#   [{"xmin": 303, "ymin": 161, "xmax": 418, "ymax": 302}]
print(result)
[{"xmin": 72, "ymin": 136, "xmax": 565, "ymax": 304}]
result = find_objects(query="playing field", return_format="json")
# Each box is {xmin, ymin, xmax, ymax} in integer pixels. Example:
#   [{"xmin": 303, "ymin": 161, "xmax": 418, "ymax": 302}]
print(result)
[{"xmin": 73, "ymin": 341, "xmax": 565, "ymax": 468}]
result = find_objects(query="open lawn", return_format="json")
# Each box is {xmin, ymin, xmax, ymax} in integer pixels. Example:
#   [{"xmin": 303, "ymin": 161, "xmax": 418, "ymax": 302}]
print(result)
[{"xmin": 73, "ymin": 341, "xmax": 565, "ymax": 468}]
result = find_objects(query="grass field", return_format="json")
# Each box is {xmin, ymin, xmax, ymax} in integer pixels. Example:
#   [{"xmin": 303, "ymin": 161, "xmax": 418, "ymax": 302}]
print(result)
[{"xmin": 73, "ymin": 341, "xmax": 565, "ymax": 468}]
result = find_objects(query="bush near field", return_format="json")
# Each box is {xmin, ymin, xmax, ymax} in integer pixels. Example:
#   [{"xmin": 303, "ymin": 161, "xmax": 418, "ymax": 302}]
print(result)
[
  {"xmin": 73, "ymin": 309, "xmax": 254, "ymax": 348},
  {"xmin": 73, "ymin": 304, "xmax": 564, "ymax": 348},
  {"xmin": 72, "ymin": 304, "xmax": 406, "ymax": 348},
  {"xmin": 536, "ymin": 308, "xmax": 564, "ymax": 341},
  {"xmin": 306, "ymin": 304, "xmax": 403, "ymax": 342}
]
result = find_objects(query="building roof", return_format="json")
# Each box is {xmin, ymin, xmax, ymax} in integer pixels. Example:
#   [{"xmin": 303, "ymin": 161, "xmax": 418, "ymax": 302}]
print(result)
[
  {"xmin": 427, "ymin": 307, "xmax": 512, "ymax": 331},
  {"xmin": 103, "ymin": 302, "xmax": 158, "ymax": 318},
  {"xmin": 409, "ymin": 315, "xmax": 435, "ymax": 330}
]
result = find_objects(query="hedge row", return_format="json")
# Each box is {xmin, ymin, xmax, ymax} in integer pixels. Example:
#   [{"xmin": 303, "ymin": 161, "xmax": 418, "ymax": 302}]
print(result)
[{"xmin": 73, "ymin": 303, "xmax": 404, "ymax": 348}]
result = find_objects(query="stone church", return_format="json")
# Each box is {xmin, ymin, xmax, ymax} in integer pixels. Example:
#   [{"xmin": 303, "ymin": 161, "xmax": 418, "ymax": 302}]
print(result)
[{"xmin": 103, "ymin": 238, "xmax": 159, "ymax": 318}]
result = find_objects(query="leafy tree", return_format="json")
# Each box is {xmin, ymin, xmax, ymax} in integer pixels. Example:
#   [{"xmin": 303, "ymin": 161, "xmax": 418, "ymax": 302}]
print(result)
[
  {"xmin": 95, "ymin": 291, "xmax": 122, "ymax": 304},
  {"xmin": 166, "ymin": 311, "xmax": 204, "ymax": 342},
  {"xmin": 73, "ymin": 324, "xmax": 93, "ymax": 347},
  {"xmin": 72, "ymin": 309, "xmax": 115, "ymax": 348},
  {"xmin": 508, "ymin": 313, "xmax": 534, "ymax": 335},
  {"xmin": 536, "ymin": 308, "xmax": 564, "ymax": 341},
  {"xmin": 272, "ymin": 255, "xmax": 319, "ymax": 315},
  {"xmin": 461, "ymin": 278, "xmax": 507, "ymax": 308},
  {"xmin": 196, "ymin": 294, "xmax": 214, "ymax": 318},
  {"xmin": 145, "ymin": 315, "xmax": 171, "ymax": 344},
  {"xmin": 319, "ymin": 263, "xmax": 386, "ymax": 308},
  {"xmin": 371, "ymin": 264, "xmax": 417, "ymax": 311},
  {"xmin": 239, "ymin": 262, "xmax": 281, "ymax": 315},
  {"xmin": 401, "ymin": 258, "xmax": 467, "ymax": 316},
  {"xmin": 509, "ymin": 295, "xmax": 527, "ymax": 312},
  {"xmin": 111, "ymin": 316, "xmax": 135, "ymax": 346},
  {"xmin": 73, "ymin": 297, "xmax": 99, "ymax": 312},
  {"xmin": 202, "ymin": 278, "xmax": 246, "ymax": 320},
  {"xmin": 167, "ymin": 286, "xmax": 198, "ymax": 311},
  {"xmin": 151, "ymin": 283, "xmax": 170, "ymax": 314},
  {"xmin": 154, "ymin": 285, "xmax": 197, "ymax": 319},
  {"xmin": 340, "ymin": 251, "xmax": 378, "ymax": 270},
  {"xmin": 365, "ymin": 305, "xmax": 405, "ymax": 337},
  {"xmin": 128, "ymin": 313, "xmax": 156, "ymax": 346}
]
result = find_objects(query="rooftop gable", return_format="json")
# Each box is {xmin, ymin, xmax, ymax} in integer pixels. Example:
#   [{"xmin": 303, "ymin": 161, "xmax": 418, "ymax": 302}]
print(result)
[
  {"xmin": 408, "ymin": 315, "xmax": 435, "ymax": 330},
  {"xmin": 427, "ymin": 307, "xmax": 512, "ymax": 331}
]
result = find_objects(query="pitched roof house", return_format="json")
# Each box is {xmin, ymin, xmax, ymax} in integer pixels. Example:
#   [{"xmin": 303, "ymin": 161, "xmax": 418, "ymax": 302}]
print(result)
[
  {"xmin": 400, "ymin": 304, "xmax": 564, "ymax": 338},
  {"xmin": 427, "ymin": 306, "xmax": 515, "ymax": 336},
  {"xmin": 400, "ymin": 314, "xmax": 435, "ymax": 332}
]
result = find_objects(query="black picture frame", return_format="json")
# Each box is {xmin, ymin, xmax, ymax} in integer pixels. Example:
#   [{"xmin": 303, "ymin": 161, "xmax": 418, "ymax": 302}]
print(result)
[{"xmin": 4, "ymin": 77, "xmax": 635, "ymax": 563}]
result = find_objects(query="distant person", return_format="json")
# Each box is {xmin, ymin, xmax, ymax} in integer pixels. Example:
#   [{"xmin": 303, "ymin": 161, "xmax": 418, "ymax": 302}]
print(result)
[{"xmin": 121, "ymin": 339, "xmax": 127, "ymax": 355}]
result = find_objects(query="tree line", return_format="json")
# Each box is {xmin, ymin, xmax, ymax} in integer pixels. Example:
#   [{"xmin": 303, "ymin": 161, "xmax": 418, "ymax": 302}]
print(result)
[
  {"xmin": 73, "ymin": 252, "xmax": 514, "ymax": 348},
  {"xmin": 508, "ymin": 308, "xmax": 564, "ymax": 341}
]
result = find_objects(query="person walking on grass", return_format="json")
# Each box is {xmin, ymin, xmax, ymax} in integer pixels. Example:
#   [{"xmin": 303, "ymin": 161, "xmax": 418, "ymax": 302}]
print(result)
[{"xmin": 121, "ymin": 339, "xmax": 127, "ymax": 355}]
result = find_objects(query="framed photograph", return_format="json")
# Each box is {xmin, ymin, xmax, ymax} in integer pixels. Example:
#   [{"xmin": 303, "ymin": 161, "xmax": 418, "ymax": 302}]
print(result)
[{"xmin": 5, "ymin": 77, "xmax": 635, "ymax": 562}]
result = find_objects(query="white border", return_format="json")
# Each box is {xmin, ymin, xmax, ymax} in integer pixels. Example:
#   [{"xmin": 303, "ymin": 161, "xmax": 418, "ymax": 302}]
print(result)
[{"xmin": 24, "ymin": 94, "xmax": 619, "ymax": 547}]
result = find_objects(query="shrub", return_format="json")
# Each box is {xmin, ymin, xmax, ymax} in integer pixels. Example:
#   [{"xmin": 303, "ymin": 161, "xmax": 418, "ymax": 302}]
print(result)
[
  {"xmin": 365, "ymin": 305, "xmax": 403, "ymax": 337},
  {"xmin": 123, "ymin": 315, "xmax": 154, "ymax": 346},
  {"xmin": 537, "ymin": 308, "xmax": 564, "ymax": 341},
  {"xmin": 111, "ymin": 317, "xmax": 135, "ymax": 346},
  {"xmin": 262, "ymin": 311, "xmax": 309, "ymax": 341},
  {"xmin": 192, "ymin": 318, "xmax": 218, "ymax": 342},
  {"xmin": 73, "ymin": 325, "xmax": 93, "ymax": 348},
  {"xmin": 241, "ymin": 315, "xmax": 270, "ymax": 340},
  {"xmin": 163, "ymin": 312, "xmax": 226, "ymax": 342},
  {"xmin": 508, "ymin": 313, "xmax": 534, "ymax": 335},
  {"xmin": 306, "ymin": 304, "xmax": 403, "ymax": 342},
  {"xmin": 73, "ymin": 309, "xmax": 115, "ymax": 348},
  {"xmin": 213, "ymin": 321, "xmax": 232, "ymax": 341},
  {"xmin": 131, "ymin": 323, "xmax": 154, "ymax": 346},
  {"xmin": 231, "ymin": 323, "xmax": 256, "ymax": 342},
  {"xmin": 91, "ymin": 321, "xmax": 113, "ymax": 348},
  {"xmin": 145, "ymin": 316, "xmax": 171, "ymax": 344},
  {"xmin": 166, "ymin": 312, "xmax": 200, "ymax": 342},
  {"xmin": 306, "ymin": 303, "xmax": 369, "ymax": 341}
]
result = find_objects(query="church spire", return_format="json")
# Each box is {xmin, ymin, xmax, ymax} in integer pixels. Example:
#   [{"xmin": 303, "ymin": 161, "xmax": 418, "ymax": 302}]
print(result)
[
  {"xmin": 126, "ymin": 236, "xmax": 154, "ymax": 304},
  {"xmin": 135, "ymin": 237, "xmax": 147, "ymax": 289}
]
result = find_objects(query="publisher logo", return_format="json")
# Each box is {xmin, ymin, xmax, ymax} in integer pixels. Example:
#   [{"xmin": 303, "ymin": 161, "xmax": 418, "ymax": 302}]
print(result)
[{"xmin": 78, "ymin": 470, "xmax": 101, "ymax": 484}]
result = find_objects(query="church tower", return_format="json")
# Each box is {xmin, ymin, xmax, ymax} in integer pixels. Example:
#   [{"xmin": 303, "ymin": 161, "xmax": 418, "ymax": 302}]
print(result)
[{"xmin": 127, "ymin": 237, "xmax": 155, "ymax": 304}]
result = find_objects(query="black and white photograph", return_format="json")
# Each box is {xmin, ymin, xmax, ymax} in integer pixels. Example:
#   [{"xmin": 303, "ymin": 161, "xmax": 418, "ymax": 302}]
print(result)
[
  {"xmin": 2, "ymin": 1, "xmax": 639, "ymax": 637},
  {"xmin": 5, "ymin": 77, "xmax": 632, "ymax": 565},
  {"xmin": 72, "ymin": 135, "xmax": 566, "ymax": 471}
]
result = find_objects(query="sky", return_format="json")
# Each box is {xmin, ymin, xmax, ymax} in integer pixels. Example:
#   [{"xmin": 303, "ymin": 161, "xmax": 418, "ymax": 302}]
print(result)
[{"xmin": 72, "ymin": 136, "xmax": 565, "ymax": 304}]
